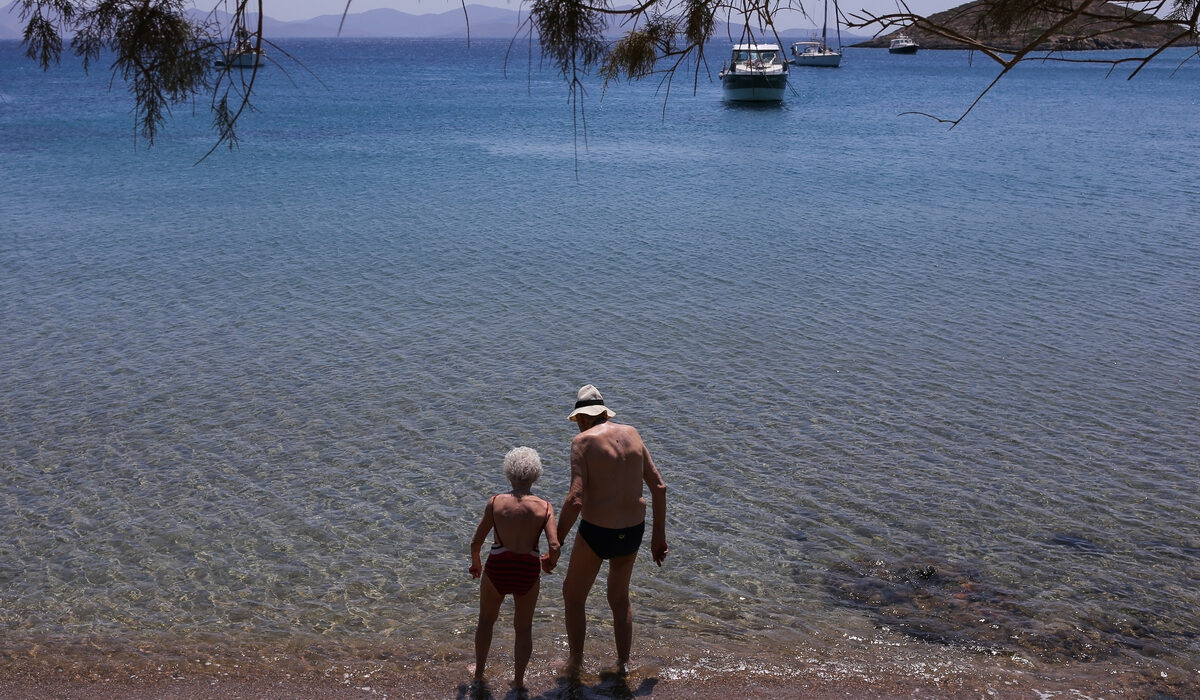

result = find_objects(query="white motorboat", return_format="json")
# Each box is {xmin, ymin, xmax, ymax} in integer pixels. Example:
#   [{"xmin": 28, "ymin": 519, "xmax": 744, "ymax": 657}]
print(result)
[
  {"xmin": 719, "ymin": 43, "xmax": 789, "ymax": 102},
  {"xmin": 889, "ymin": 33, "xmax": 919, "ymax": 54}
]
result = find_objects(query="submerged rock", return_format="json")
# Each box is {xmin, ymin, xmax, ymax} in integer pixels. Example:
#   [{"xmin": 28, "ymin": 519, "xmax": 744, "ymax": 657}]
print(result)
[{"xmin": 823, "ymin": 557, "xmax": 1150, "ymax": 663}]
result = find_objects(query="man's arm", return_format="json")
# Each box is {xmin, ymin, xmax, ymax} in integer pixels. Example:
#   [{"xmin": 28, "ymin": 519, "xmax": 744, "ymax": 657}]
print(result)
[
  {"xmin": 642, "ymin": 445, "xmax": 668, "ymax": 566},
  {"xmin": 557, "ymin": 437, "xmax": 587, "ymax": 545},
  {"xmin": 541, "ymin": 502, "xmax": 562, "ymax": 573}
]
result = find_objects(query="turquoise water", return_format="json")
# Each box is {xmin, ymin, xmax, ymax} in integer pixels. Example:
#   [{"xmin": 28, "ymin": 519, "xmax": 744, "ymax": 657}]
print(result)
[{"xmin": 2, "ymin": 38, "xmax": 1199, "ymax": 693}]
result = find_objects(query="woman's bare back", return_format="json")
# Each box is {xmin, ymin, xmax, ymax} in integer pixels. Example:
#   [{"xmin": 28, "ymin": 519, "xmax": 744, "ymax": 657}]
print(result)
[{"xmin": 491, "ymin": 493, "xmax": 551, "ymax": 555}]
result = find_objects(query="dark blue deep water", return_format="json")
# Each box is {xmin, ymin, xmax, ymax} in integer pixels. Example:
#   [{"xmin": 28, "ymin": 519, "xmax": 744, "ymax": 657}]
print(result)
[{"xmin": 2, "ymin": 38, "xmax": 1198, "ymax": 693}]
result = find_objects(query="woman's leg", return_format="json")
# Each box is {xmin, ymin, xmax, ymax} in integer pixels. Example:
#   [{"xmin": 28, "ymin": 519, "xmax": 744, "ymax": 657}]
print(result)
[
  {"xmin": 511, "ymin": 578, "xmax": 541, "ymax": 690},
  {"xmin": 474, "ymin": 575, "xmax": 504, "ymax": 681}
]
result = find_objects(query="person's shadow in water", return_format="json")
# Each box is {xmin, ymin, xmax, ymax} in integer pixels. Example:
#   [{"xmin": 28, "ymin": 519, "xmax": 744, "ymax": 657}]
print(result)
[
  {"xmin": 456, "ymin": 671, "xmax": 659, "ymax": 700},
  {"xmin": 455, "ymin": 679, "xmax": 504, "ymax": 700},
  {"xmin": 536, "ymin": 670, "xmax": 659, "ymax": 699}
]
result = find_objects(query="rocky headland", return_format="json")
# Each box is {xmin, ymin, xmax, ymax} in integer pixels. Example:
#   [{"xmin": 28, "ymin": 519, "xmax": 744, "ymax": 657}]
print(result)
[{"xmin": 853, "ymin": 0, "xmax": 1196, "ymax": 50}]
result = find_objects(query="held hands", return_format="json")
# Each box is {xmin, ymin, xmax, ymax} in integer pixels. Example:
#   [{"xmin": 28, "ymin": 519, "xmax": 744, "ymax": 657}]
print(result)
[
  {"xmin": 469, "ymin": 560, "xmax": 482, "ymax": 579},
  {"xmin": 540, "ymin": 550, "xmax": 559, "ymax": 574}
]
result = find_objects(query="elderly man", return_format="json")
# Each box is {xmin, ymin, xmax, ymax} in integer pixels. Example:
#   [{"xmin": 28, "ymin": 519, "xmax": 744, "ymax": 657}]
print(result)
[{"xmin": 547, "ymin": 384, "xmax": 668, "ymax": 677}]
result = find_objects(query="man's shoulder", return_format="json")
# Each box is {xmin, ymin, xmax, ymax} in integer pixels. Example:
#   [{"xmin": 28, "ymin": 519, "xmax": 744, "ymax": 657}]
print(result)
[
  {"xmin": 575, "ymin": 421, "xmax": 639, "ymax": 438},
  {"xmin": 608, "ymin": 422, "xmax": 643, "ymax": 443},
  {"xmin": 581, "ymin": 423, "xmax": 644, "ymax": 452}
]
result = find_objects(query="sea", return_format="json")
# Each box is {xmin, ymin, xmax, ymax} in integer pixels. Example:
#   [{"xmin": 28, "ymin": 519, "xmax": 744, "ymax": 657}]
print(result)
[{"xmin": 2, "ymin": 37, "xmax": 1198, "ymax": 696}]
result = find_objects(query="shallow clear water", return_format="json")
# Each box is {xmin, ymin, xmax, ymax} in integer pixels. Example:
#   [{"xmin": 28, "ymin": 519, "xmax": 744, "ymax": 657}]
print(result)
[{"xmin": 1, "ymin": 38, "xmax": 1198, "ymax": 693}]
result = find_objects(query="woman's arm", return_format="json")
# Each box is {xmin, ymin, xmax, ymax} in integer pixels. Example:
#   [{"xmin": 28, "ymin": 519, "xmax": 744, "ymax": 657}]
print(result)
[{"xmin": 469, "ymin": 497, "xmax": 494, "ymax": 578}]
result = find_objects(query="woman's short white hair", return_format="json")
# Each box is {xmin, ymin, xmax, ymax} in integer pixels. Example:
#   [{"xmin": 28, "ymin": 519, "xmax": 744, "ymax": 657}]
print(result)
[{"xmin": 503, "ymin": 446, "xmax": 542, "ymax": 485}]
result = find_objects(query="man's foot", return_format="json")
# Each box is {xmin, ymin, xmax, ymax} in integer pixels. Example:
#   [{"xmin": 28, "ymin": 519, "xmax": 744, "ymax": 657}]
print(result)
[
  {"xmin": 509, "ymin": 679, "xmax": 529, "ymax": 696},
  {"xmin": 556, "ymin": 656, "xmax": 583, "ymax": 680}
]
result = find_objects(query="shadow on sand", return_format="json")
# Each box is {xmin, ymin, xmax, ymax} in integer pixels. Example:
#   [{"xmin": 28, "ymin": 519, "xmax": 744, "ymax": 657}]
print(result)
[{"xmin": 457, "ymin": 669, "xmax": 659, "ymax": 699}]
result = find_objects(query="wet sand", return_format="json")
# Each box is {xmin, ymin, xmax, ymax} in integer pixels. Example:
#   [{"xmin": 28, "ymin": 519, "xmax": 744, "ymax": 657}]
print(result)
[
  {"xmin": 0, "ymin": 676, "xmax": 1067, "ymax": 700},
  {"xmin": 0, "ymin": 665, "xmax": 1172, "ymax": 700},
  {"xmin": 2, "ymin": 633, "xmax": 1192, "ymax": 699}
]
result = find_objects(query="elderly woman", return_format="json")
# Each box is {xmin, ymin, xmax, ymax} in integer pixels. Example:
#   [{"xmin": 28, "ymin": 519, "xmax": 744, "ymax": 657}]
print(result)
[{"xmin": 469, "ymin": 446, "xmax": 560, "ymax": 693}]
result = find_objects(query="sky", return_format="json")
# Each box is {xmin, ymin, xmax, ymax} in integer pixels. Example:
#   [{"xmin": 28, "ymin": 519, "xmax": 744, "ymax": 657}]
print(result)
[{"xmin": 244, "ymin": 0, "xmax": 956, "ymax": 27}]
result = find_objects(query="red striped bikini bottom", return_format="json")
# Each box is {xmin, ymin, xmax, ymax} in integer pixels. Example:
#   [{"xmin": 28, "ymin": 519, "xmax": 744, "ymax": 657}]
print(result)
[{"xmin": 484, "ymin": 547, "xmax": 541, "ymax": 596}]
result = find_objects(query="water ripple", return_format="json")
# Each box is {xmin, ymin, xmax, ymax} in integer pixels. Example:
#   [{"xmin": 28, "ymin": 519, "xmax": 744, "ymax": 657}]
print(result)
[{"xmin": 2, "ymin": 39, "xmax": 1199, "ymax": 692}]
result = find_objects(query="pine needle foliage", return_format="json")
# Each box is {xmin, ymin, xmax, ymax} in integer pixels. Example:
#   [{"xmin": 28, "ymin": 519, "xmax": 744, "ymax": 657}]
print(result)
[
  {"xmin": 532, "ymin": 0, "xmax": 609, "ymax": 77},
  {"xmin": 17, "ymin": 0, "xmax": 268, "ymax": 155}
]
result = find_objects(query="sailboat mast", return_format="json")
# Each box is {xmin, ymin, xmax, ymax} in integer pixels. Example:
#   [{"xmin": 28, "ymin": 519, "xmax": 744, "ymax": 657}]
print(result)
[
  {"xmin": 822, "ymin": 0, "xmax": 828, "ymax": 46},
  {"xmin": 834, "ymin": 0, "xmax": 841, "ymax": 49}
]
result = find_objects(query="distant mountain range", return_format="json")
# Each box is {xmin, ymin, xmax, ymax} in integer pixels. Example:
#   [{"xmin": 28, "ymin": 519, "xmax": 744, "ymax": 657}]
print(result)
[{"xmin": 0, "ymin": 4, "xmax": 869, "ymax": 43}]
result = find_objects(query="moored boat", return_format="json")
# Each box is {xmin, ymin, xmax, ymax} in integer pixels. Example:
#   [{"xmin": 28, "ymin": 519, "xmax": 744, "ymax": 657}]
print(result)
[
  {"xmin": 217, "ymin": 49, "xmax": 263, "ymax": 68},
  {"xmin": 790, "ymin": 0, "xmax": 843, "ymax": 67},
  {"xmin": 888, "ymin": 33, "xmax": 919, "ymax": 54},
  {"xmin": 720, "ymin": 43, "xmax": 789, "ymax": 102},
  {"xmin": 215, "ymin": 29, "xmax": 265, "ymax": 68},
  {"xmin": 790, "ymin": 41, "xmax": 842, "ymax": 68}
]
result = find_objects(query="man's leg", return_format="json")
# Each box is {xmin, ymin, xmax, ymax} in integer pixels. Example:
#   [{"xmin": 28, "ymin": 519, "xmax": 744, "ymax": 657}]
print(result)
[
  {"xmin": 606, "ymin": 552, "xmax": 637, "ymax": 669},
  {"xmin": 561, "ymin": 533, "xmax": 603, "ymax": 676}
]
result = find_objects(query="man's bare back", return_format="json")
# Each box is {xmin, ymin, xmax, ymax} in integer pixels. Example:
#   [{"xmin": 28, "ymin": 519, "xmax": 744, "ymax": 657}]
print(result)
[{"xmin": 571, "ymin": 421, "xmax": 652, "ymax": 530}]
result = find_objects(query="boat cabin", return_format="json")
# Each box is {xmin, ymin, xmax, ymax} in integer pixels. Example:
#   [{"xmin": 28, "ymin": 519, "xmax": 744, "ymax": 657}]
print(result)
[{"xmin": 729, "ymin": 44, "xmax": 783, "ymax": 70}]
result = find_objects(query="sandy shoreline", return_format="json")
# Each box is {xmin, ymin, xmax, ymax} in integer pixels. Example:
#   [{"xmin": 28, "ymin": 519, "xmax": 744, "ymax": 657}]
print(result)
[
  {"xmin": 2, "ymin": 638, "xmax": 1196, "ymax": 699},
  {"xmin": 2, "ymin": 662, "xmax": 1187, "ymax": 700},
  {"xmin": 1, "ymin": 628, "xmax": 1194, "ymax": 699},
  {"xmin": 0, "ymin": 675, "xmax": 1085, "ymax": 700},
  {"xmin": 3, "ymin": 631, "xmax": 1195, "ymax": 699},
  {"xmin": 0, "ymin": 676, "xmax": 796, "ymax": 700}
]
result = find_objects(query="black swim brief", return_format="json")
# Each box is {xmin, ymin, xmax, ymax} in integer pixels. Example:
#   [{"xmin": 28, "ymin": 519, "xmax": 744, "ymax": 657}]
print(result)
[{"xmin": 579, "ymin": 520, "xmax": 645, "ymax": 560}]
